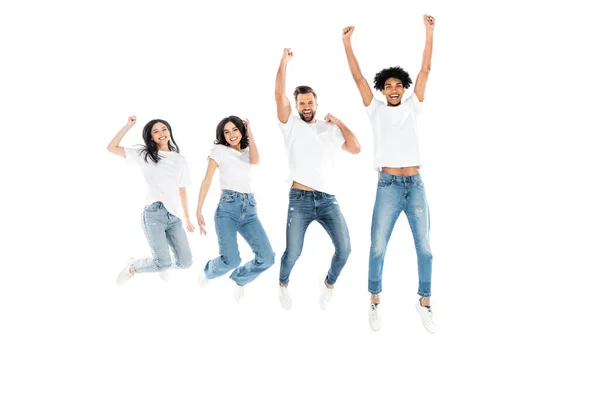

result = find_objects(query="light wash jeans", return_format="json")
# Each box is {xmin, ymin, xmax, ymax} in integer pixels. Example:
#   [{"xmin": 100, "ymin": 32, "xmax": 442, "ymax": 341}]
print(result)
[
  {"xmin": 279, "ymin": 188, "xmax": 351, "ymax": 286},
  {"xmin": 133, "ymin": 202, "xmax": 193, "ymax": 273},
  {"xmin": 368, "ymin": 172, "xmax": 432, "ymax": 297},
  {"xmin": 204, "ymin": 190, "xmax": 275, "ymax": 285}
]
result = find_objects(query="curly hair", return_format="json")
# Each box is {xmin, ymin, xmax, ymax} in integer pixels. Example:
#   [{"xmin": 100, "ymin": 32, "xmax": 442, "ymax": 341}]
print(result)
[
  {"xmin": 373, "ymin": 66, "xmax": 412, "ymax": 91},
  {"xmin": 214, "ymin": 116, "xmax": 249, "ymax": 150}
]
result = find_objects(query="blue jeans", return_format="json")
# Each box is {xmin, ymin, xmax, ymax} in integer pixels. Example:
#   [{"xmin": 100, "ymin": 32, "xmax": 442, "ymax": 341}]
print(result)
[
  {"xmin": 279, "ymin": 188, "xmax": 351, "ymax": 286},
  {"xmin": 133, "ymin": 202, "xmax": 193, "ymax": 273},
  {"xmin": 368, "ymin": 173, "xmax": 432, "ymax": 297},
  {"xmin": 204, "ymin": 190, "xmax": 275, "ymax": 285}
]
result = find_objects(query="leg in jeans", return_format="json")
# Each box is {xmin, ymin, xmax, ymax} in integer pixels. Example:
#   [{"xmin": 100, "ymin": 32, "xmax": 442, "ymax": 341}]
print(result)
[
  {"xmin": 405, "ymin": 176, "xmax": 432, "ymax": 298},
  {"xmin": 279, "ymin": 190, "xmax": 314, "ymax": 285},
  {"xmin": 230, "ymin": 197, "xmax": 275, "ymax": 285},
  {"xmin": 134, "ymin": 202, "xmax": 172, "ymax": 273},
  {"xmin": 205, "ymin": 198, "xmax": 242, "ymax": 279},
  {"xmin": 316, "ymin": 194, "xmax": 351, "ymax": 286},
  {"xmin": 368, "ymin": 174, "xmax": 403, "ymax": 295},
  {"xmin": 165, "ymin": 213, "xmax": 193, "ymax": 269}
]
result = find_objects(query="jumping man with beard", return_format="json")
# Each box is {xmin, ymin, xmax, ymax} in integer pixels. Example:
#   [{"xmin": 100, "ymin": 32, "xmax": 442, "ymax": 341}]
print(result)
[{"xmin": 275, "ymin": 48, "xmax": 361, "ymax": 311}]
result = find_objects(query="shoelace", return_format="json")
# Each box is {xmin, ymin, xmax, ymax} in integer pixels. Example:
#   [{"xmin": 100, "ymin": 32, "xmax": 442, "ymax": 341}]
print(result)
[
  {"xmin": 370, "ymin": 304, "xmax": 379, "ymax": 319},
  {"xmin": 425, "ymin": 307, "xmax": 434, "ymax": 320}
]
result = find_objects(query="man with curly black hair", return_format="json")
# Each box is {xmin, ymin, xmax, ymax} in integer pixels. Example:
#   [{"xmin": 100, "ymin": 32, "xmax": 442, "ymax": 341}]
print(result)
[
  {"xmin": 275, "ymin": 48, "xmax": 362, "ymax": 312},
  {"xmin": 342, "ymin": 15, "xmax": 437, "ymax": 333}
]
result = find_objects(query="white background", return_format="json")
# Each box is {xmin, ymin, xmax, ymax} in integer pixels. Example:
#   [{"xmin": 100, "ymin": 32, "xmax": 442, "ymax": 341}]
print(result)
[{"xmin": 1, "ymin": 0, "xmax": 599, "ymax": 398}]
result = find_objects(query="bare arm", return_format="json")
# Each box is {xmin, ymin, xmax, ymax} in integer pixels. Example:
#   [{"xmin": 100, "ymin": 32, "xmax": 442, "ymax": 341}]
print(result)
[
  {"xmin": 275, "ymin": 48, "xmax": 293, "ymax": 124},
  {"xmin": 325, "ymin": 113, "xmax": 361, "ymax": 155},
  {"xmin": 244, "ymin": 119, "xmax": 260, "ymax": 164},
  {"xmin": 179, "ymin": 187, "xmax": 195, "ymax": 232},
  {"xmin": 195, "ymin": 158, "xmax": 218, "ymax": 235},
  {"xmin": 342, "ymin": 26, "xmax": 373, "ymax": 107},
  {"xmin": 107, "ymin": 116, "xmax": 136, "ymax": 158},
  {"xmin": 414, "ymin": 15, "xmax": 435, "ymax": 102}
]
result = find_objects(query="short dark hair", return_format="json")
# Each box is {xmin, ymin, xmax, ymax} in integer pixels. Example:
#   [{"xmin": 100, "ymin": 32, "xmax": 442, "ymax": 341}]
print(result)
[
  {"xmin": 214, "ymin": 116, "xmax": 249, "ymax": 150},
  {"xmin": 293, "ymin": 85, "xmax": 317, "ymax": 103},
  {"xmin": 373, "ymin": 66, "xmax": 412, "ymax": 91}
]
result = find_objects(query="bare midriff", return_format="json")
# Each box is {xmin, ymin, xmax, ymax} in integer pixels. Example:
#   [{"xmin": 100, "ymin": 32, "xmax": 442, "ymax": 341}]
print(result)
[
  {"xmin": 291, "ymin": 181, "xmax": 315, "ymax": 191},
  {"xmin": 381, "ymin": 166, "xmax": 420, "ymax": 176}
]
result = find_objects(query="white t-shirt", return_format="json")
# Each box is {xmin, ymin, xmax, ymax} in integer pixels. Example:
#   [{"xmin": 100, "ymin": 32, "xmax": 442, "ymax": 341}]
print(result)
[
  {"xmin": 279, "ymin": 115, "xmax": 345, "ymax": 194},
  {"xmin": 209, "ymin": 144, "xmax": 253, "ymax": 194},
  {"xmin": 124, "ymin": 147, "xmax": 191, "ymax": 220},
  {"xmin": 366, "ymin": 93, "xmax": 423, "ymax": 169}
]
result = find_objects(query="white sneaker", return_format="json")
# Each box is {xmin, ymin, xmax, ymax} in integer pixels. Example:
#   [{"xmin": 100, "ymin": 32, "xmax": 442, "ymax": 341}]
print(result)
[
  {"xmin": 415, "ymin": 300, "xmax": 436, "ymax": 333},
  {"xmin": 319, "ymin": 283, "xmax": 334, "ymax": 311},
  {"xmin": 159, "ymin": 269, "xmax": 170, "ymax": 281},
  {"xmin": 198, "ymin": 272, "xmax": 209, "ymax": 287},
  {"xmin": 117, "ymin": 258, "xmax": 135, "ymax": 286},
  {"xmin": 233, "ymin": 283, "xmax": 244, "ymax": 303},
  {"xmin": 278, "ymin": 285, "xmax": 292, "ymax": 310},
  {"xmin": 368, "ymin": 303, "xmax": 382, "ymax": 331}
]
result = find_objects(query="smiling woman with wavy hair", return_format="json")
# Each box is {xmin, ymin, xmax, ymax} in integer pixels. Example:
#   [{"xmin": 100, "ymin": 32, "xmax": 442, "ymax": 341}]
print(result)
[{"xmin": 107, "ymin": 116, "xmax": 195, "ymax": 286}]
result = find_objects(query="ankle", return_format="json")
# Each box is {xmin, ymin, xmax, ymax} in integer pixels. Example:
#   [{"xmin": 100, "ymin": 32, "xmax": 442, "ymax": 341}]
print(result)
[
  {"xmin": 419, "ymin": 296, "xmax": 430, "ymax": 307},
  {"xmin": 371, "ymin": 294, "xmax": 380, "ymax": 305}
]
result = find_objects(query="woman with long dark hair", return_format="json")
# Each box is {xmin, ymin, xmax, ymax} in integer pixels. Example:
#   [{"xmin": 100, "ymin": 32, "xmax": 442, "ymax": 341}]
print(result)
[
  {"xmin": 196, "ymin": 116, "xmax": 274, "ymax": 302},
  {"xmin": 107, "ymin": 116, "xmax": 195, "ymax": 285}
]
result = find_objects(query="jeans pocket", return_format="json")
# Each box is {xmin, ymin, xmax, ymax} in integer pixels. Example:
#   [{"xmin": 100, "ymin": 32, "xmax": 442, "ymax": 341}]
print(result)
[
  {"xmin": 249, "ymin": 198, "xmax": 257, "ymax": 206},
  {"xmin": 289, "ymin": 193, "xmax": 302, "ymax": 201},
  {"xmin": 414, "ymin": 177, "xmax": 425, "ymax": 189},
  {"xmin": 220, "ymin": 195, "xmax": 235, "ymax": 204},
  {"xmin": 377, "ymin": 178, "xmax": 393, "ymax": 188}
]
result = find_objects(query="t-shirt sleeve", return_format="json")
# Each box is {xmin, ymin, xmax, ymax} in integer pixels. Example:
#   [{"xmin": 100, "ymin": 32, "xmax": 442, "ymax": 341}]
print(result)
[
  {"xmin": 178, "ymin": 155, "xmax": 192, "ymax": 187},
  {"xmin": 365, "ymin": 98, "xmax": 384, "ymax": 118},
  {"xmin": 208, "ymin": 145, "xmax": 223, "ymax": 166},
  {"xmin": 278, "ymin": 115, "xmax": 296, "ymax": 140},
  {"xmin": 124, "ymin": 147, "xmax": 144, "ymax": 166},
  {"xmin": 408, "ymin": 93, "xmax": 423, "ymax": 115},
  {"xmin": 330, "ymin": 124, "xmax": 346, "ymax": 148}
]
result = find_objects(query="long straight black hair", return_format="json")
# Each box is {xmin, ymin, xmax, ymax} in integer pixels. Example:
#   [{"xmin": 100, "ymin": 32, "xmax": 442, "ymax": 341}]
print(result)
[
  {"xmin": 214, "ymin": 116, "xmax": 249, "ymax": 150},
  {"xmin": 138, "ymin": 119, "xmax": 180, "ymax": 163}
]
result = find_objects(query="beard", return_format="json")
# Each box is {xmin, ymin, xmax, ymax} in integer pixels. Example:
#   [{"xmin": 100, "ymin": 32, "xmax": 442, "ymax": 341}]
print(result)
[{"xmin": 298, "ymin": 109, "xmax": 315, "ymax": 123}]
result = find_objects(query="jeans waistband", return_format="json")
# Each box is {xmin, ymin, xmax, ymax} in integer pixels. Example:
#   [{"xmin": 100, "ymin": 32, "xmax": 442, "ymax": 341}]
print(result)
[
  {"xmin": 221, "ymin": 189, "xmax": 254, "ymax": 199},
  {"xmin": 145, "ymin": 201, "xmax": 165, "ymax": 210},
  {"xmin": 379, "ymin": 172, "xmax": 422, "ymax": 183},
  {"xmin": 289, "ymin": 188, "xmax": 334, "ymax": 198}
]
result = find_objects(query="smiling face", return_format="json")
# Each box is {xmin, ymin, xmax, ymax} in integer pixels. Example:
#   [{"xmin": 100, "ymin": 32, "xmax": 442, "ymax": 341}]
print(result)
[
  {"xmin": 382, "ymin": 77, "xmax": 406, "ymax": 106},
  {"xmin": 296, "ymin": 92, "xmax": 317, "ymax": 123},
  {"xmin": 151, "ymin": 122, "xmax": 171, "ymax": 147},
  {"xmin": 223, "ymin": 121, "xmax": 242, "ymax": 148}
]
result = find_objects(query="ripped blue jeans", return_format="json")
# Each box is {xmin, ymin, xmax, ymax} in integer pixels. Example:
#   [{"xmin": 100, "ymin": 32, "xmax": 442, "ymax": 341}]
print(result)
[{"xmin": 368, "ymin": 173, "xmax": 432, "ymax": 297}]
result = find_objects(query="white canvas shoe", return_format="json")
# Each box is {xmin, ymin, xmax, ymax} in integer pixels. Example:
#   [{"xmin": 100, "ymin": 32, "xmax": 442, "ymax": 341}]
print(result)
[
  {"xmin": 158, "ymin": 269, "xmax": 170, "ymax": 281},
  {"xmin": 233, "ymin": 283, "xmax": 244, "ymax": 303},
  {"xmin": 198, "ymin": 272, "xmax": 209, "ymax": 287},
  {"xmin": 415, "ymin": 299, "xmax": 436, "ymax": 333},
  {"xmin": 319, "ymin": 283, "xmax": 334, "ymax": 311},
  {"xmin": 368, "ymin": 303, "xmax": 382, "ymax": 331},
  {"xmin": 117, "ymin": 258, "xmax": 135, "ymax": 286},
  {"xmin": 278, "ymin": 285, "xmax": 292, "ymax": 310}
]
